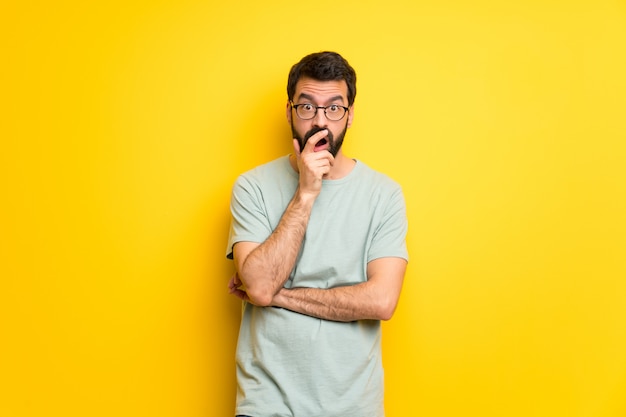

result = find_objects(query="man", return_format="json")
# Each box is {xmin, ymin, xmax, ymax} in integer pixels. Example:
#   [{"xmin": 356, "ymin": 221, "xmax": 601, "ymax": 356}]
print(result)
[{"xmin": 226, "ymin": 51, "xmax": 408, "ymax": 417}]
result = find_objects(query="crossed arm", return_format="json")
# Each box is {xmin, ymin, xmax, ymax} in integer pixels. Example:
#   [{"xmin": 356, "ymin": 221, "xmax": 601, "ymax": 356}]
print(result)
[
  {"xmin": 229, "ymin": 245, "xmax": 406, "ymax": 322},
  {"xmin": 272, "ymin": 257, "xmax": 406, "ymax": 322}
]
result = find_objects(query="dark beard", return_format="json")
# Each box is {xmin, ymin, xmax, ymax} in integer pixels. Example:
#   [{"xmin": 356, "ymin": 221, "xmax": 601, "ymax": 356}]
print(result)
[{"xmin": 291, "ymin": 123, "xmax": 348, "ymax": 158}]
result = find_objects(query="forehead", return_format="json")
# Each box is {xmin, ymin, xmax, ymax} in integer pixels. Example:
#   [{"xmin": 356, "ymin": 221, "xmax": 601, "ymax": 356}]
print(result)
[{"xmin": 294, "ymin": 77, "xmax": 348, "ymax": 103}]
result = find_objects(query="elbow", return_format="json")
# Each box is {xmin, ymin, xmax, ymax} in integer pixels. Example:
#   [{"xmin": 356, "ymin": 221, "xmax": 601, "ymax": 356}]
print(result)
[
  {"xmin": 378, "ymin": 309, "xmax": 395, "ymax": 322},
  {"xmin": 237, "ymin": 267, "xmax": 275, "ymax": 307},
  {"xmin": 244, "ymin": 284, "xmax": 274, "ymax": 307},
  {"xmin": 377, "ymin": 299, "xmax": 398, "ymax": 321}
]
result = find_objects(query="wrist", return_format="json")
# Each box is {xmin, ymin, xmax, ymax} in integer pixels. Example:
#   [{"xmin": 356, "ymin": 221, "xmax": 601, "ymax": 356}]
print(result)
[
  {"xmin": 271, "ymin": 288, "xmax": 287, "ymax": 308},
  {"xmin": 294, "ymin": 186, "xmax": 318, "ymax": 206}
]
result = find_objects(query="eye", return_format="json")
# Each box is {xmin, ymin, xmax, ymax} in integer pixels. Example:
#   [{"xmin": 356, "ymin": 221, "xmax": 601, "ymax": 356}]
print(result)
[
  {"xmin": 301, "ymin": 103, "xmax": 314, "ymax": 111},
  {"xmin": 327, "ymin": 104, "xmax": 340, "ymax": 113}
]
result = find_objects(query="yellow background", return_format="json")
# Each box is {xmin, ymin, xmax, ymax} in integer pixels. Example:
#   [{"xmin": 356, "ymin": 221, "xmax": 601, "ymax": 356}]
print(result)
[{"xmin": 2, "ymin": 1, "xmax": 625, "ymax": 416}]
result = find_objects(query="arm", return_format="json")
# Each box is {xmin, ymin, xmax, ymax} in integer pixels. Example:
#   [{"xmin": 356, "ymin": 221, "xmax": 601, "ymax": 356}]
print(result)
[
  {"xmin": 271, "ymin": 257, "xmax": 407, "ymax": 322},
  {"xmin": 232, "ymin": 131, "xmax": 333, "ymax": 306},
  {"xmin": 232, "ymin": 192, "xmax": 313, "ymax": 306}
]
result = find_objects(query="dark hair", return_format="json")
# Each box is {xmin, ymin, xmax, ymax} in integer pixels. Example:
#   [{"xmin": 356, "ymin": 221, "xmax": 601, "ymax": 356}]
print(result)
[{"xmin": 287, "ymin": 51, "xmax": 357, "ymax": 106}]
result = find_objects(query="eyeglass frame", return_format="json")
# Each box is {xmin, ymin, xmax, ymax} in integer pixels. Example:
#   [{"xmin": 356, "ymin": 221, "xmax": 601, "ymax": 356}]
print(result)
[{"xmin": 289, "ymin": 101, "xmax": 350, "ymax": 121}]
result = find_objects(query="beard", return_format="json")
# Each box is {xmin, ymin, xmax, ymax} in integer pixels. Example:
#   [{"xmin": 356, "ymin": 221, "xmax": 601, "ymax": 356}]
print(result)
[{"xmin": 291, "ymin": 122, "xmax": 348, "ymax": 158}]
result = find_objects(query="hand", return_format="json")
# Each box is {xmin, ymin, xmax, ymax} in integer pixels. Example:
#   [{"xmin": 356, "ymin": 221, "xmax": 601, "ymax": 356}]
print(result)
[
  {"xmin": 293, "ymin": 130, "xmax": 334, "ymax": 198},
  {"xmin": 227, "ymin": 272, "xmax": 250, "ymax": 302}
]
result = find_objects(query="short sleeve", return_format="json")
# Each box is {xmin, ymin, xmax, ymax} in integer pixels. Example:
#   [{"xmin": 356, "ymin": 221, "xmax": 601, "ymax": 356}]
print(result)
[
  {"xmin": 226, "ymin": 175, "xmax": 273, "ymax": 259},
  {"xmin": 367, "ymin": 185, "xmax": 409, "ymax": 263}
]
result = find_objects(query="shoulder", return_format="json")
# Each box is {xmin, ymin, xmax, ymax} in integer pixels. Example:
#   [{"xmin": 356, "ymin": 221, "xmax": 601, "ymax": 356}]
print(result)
[
  {"xmin": 231, "ymin": 155, "xmax": 299, "ymax": 206},
  {"xmin": 353, "ymin": 160, "xmax": 403, "ymax": 193},
  {"xmin": 341, "ymin": 160, "xmax": 406, "ymax": 216},
  {"xmin": 234, "ymin": 156, "xmax": 293, "ymax": 187}
]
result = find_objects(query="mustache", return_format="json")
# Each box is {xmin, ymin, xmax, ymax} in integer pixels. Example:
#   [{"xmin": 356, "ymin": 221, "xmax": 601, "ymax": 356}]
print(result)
[{"xmin": 304, "ymin": 126, "xmax": 330, "ymax": 141}]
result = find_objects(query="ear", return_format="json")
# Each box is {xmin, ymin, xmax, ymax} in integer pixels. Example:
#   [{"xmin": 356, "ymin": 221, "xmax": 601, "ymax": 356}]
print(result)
[
  {"xmin": 346, "ymin": 104, "xmax": 355, "ymax": 129},
  {"xmin": 286, "ymin": 101, "xmax": 292, "ymax": 124}
]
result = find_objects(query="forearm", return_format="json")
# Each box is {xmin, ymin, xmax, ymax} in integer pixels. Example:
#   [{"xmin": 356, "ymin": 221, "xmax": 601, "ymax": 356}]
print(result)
[
  {"xmin": 238, "ymin": 188, "xmax": 315, "ymax": 305},
  {"xmin": 272, "ymin": 283, "xmax": 392, "ymax": 322},
  {"xmin": 271, "ymin": 257, "xmax": 407, "ymax": 321}
]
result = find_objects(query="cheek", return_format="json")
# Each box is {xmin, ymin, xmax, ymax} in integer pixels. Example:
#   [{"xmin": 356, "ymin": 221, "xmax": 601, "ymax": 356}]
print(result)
[
  {"xmin": 291, "ymin": 121, "xmax": 309, "ymax": 140},
  {"xmin": 294, "ymin": 119, "xmax": 312, "ymax": 134}
]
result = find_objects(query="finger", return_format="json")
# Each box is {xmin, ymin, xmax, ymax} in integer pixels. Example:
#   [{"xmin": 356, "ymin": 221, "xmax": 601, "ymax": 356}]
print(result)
[
  {"xmin": 306, "ymin": 149, "xmax": 334, "ymax": 168},
  {"xmin": 228, "ymin": 272, "xmax": 243, "ymax": 290},
  {"xmin": 229, "ymin": 279, "xmax": 244, "ymax": 294},
  {"xmin": 302, "ymin": 129, "xmax": 328, "ymax": 153},
  {"xmin": 292, "ymin": 139, "xmax": 301, "ymax": 156},
  {"xmin": 230, "ymin": 287, "xmax": 248, "ymax": 300}
]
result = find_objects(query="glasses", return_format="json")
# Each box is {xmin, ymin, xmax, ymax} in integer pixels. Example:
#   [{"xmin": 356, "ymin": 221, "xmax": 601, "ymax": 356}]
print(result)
[{"xmin": 290, "ymin": 101, "xmax": 349, "ymax": 121}]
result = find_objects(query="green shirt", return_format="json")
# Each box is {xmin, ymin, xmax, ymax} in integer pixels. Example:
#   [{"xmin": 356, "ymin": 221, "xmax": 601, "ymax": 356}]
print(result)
[{"xmin": 227, "ymin": 155, "xmax": 408, "ymax": 417}]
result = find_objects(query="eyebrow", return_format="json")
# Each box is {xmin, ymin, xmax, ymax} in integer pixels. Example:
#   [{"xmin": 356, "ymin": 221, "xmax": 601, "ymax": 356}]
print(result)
[{"xmin": 296, "ymin": 93, "xmax": 346, "ymax": 104}]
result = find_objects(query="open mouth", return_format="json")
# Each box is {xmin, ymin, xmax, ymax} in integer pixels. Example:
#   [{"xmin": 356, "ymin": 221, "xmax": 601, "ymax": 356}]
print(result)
[
  {"xmin": 314, "ymin": 138, "xmax": 329, "ymax": 152},
  {"xmin": 303, "ymin": 127, "xmax": 331, "ymax": 152}
]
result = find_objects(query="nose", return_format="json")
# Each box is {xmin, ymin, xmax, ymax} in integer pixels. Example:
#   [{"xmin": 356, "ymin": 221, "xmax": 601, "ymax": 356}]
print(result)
[{"xmin": 312, "ymin": 107, "xmax": 328, "ymax": 127}]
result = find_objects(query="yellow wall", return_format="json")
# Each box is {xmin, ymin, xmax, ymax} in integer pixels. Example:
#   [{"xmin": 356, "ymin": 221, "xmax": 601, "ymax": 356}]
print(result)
[{"xmin": 2, "ymin": 1, "xmax": 625, "ymax": 416}]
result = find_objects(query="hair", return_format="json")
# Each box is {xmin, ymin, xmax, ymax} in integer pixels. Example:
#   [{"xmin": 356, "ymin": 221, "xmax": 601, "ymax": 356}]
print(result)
[{"xmin": 287, "ymin": 51, "xmax": 357, "ymax": 106}]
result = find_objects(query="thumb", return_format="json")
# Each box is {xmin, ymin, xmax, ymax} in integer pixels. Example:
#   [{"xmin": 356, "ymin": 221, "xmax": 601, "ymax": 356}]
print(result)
[{"xmin": 292, "ymin": 139, "xmax": 302, "ymax": 156}]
